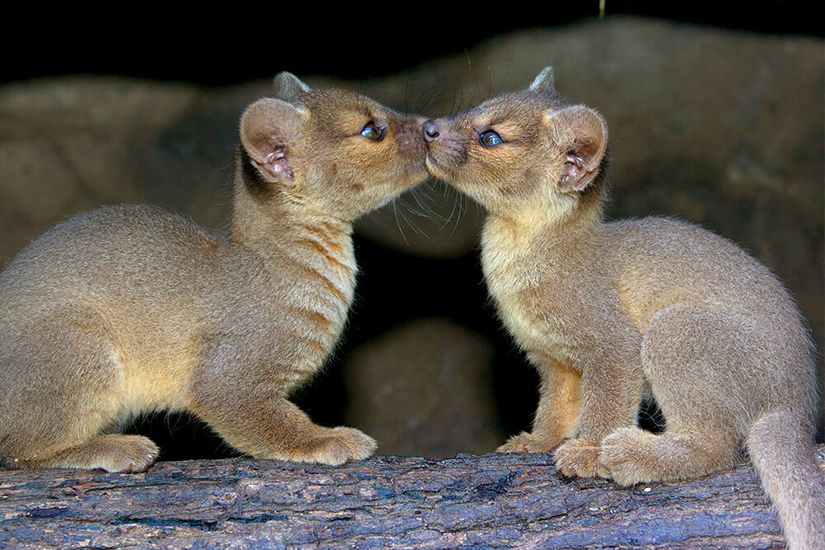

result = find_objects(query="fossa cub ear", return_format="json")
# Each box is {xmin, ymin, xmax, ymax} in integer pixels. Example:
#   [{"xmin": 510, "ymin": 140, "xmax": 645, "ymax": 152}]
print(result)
[
  {"xmin": 545, "ymin": 106, "xmax": 607, "ymax": 192},
  {"xmin": 273, "ymin": 71, "xmax": 312, "ymax": 103},
  {"xmin": 529, "ymin": 66, "xmax": 558, "ymax": 95},
  {"xmin": 239, "ymin": 98, "xmax": 307, "ymax": 184}
]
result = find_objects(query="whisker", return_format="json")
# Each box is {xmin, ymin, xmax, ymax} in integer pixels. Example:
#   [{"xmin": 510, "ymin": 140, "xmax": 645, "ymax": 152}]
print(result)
[
  {"xmin": 392, "ymin": 198, "xmax": 410, "ymax": 247},
  {"xmin": 399, "ymin": 205, "xmax": 431, "ymax": 240},
  {"xmin": 397, "ymin": 191, "xmax": 433, "ymax": 238},
  {"xmin": 448, "ymin": 90, "xmax": 459, "ymax": 118},
  {"xmin": 441, "ymin": 184, "xmax": 460, "ymax": 231},
  {"xmin": 419, "ymin": 88, "xmax": 441, "ymax": 116},
  {"xmin": 409, "ymin": 187, "xmax": 439, "ymax": 222},
  {"xmin": 448, "ymin": 190, "xmax": 467, "ymax": 240}
]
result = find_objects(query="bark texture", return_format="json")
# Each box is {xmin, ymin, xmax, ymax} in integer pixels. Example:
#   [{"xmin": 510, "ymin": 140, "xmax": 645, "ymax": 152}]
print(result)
[{"xmin": 4, "ymin": 447, "xmax": 823, "ymax": 548}]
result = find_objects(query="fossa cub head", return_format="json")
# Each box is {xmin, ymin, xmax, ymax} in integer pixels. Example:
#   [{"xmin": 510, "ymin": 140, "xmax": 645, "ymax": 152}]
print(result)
[
  {"xmin": 238, "ymin": 72, "xmax": 427, "ymax": 221},
  {"xmin": 424, "ymin": 67, "xmax": 609, "ymax": 220}
]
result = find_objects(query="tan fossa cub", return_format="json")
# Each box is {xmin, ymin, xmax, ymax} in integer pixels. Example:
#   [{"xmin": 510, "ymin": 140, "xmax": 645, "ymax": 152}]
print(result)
[
  {"xmin": 423, "ymin": 67, "xmax": 824, "ymax": 549},
  {"xmin": 0, "ymin": 73, "xmax": 427, "ymax": 472}
]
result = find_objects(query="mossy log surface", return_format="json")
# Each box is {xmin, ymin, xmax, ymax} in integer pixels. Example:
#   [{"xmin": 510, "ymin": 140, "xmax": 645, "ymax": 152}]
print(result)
[{"xmin": 3, "ymin": 447, "xmax": 824, "ymax": 548}]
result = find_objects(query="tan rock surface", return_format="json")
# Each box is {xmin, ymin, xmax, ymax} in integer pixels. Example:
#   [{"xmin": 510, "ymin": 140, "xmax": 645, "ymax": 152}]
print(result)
[{"xmin": 344, "ymin": 319, "xmax": 502, "ymax": 458}]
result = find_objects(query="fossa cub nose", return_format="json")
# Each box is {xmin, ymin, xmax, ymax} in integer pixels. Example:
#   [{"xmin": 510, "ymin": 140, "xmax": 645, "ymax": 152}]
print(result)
[{"xmin": 423, "ymin": 120, "xmax": 441, "ymax": 142}]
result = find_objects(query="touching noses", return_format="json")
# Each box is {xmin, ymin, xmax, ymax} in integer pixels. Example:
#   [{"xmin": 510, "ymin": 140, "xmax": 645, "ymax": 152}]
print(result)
[{"xmin": 423, "ymin": 120, "xmax": 440, "ymax": 143}]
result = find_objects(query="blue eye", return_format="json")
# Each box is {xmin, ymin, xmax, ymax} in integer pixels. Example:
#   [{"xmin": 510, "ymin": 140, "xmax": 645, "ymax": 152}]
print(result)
[
  {"xmin": 360, "ymin": 121, "xmax": 386, "ymax": 141},
  {"xmin": 479, "ymin": 129, "xmax": 503, "ymax": 147}
]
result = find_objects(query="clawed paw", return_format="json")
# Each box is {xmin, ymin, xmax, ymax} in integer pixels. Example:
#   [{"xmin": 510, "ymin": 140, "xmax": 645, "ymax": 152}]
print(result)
[
  {"xmin": 554, "ymin": 438, "xmax": 605, "ymax": 478},
  {"xmin": 289, "ymin": 427, "xmax": 377, "ymax": 466},
  {"xmin": 497, "ymin": 432, "xmax": 560, "ymax": 454},
  {"xmin": 97, "ymin": 436, "xmax": 159, "ymax": 474},
  {"xmin": 599, "ymin": 427, "xmax": 658, "ymax": 486}
]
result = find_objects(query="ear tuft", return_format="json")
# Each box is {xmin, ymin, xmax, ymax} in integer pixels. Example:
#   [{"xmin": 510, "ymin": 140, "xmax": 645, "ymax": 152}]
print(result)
[
  {"xmin": 529, "ymin": 66, "xmax": 557, "ymax": 95},
  {"xmin": 239, "ymin": 98, "xmax": 305, "ymax": 183},
  {"xmin": 546, "ymin": 106, "xmax": 607, "ymax": 192},
  {"xmin": 273, "ymin": 72, "xmax": 312, "ymax": 103}
]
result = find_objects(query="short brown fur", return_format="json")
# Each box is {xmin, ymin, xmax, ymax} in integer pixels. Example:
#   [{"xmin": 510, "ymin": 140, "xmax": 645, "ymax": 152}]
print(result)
[
  {"xmin": 426, "ymin": 67, "xmax": 825, "ymax": 549},
  {"xmin": 0, "ymin": 73, "xmax": 427, "ymax": 472}
]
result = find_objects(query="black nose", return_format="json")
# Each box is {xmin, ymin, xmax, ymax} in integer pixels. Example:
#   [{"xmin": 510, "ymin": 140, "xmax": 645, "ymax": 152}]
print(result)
[{"xmin": 423, "ymin": 120, "xmax": 440, "ymax": 142}]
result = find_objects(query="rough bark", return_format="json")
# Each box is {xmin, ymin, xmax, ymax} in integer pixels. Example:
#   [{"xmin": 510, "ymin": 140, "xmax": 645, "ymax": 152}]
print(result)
[{"xmin": 2, "ymin": 447, "xmax": 823, "ymax": 549}]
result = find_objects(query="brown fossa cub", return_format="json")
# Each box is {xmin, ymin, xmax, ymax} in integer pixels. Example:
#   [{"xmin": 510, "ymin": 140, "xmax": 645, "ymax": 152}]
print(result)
[
  {"xmin": 0, "ymin": 73, "xmax": 427, "ymax": 472},
  {"xmin": 424, "ymin": 67, "xmax": 824, "ymax": 549}
]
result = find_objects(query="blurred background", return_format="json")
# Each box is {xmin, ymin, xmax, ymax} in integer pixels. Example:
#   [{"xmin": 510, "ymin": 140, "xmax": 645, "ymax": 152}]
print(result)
[{"xmin": 1, "ymin": 2, "xmax": 822, "ymax": 459}]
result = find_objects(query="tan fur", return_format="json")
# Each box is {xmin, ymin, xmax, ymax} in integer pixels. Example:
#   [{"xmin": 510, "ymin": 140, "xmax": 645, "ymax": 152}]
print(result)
[
  {"xmin": 0, "ymin": 73, "xmax": 427, "ymax": 472},
  {"xmin": 426, "ymin": 68, "xmax": 825, "ymax": 549}
]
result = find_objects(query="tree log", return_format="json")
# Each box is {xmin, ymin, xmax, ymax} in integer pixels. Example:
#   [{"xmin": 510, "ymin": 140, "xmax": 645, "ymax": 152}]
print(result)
[{"xmin": 2, "ymin": 447, "xmax": 823, "ymax": 548}]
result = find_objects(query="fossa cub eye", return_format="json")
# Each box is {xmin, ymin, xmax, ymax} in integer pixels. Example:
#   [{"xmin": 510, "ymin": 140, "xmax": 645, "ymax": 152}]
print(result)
[
  {"xmin": 479, "ymin": 129, "xmax": 503, "ymax": 147},
  {"xmin": 360, "ymin": 121, "xmax": 387, "ymax": 141}
]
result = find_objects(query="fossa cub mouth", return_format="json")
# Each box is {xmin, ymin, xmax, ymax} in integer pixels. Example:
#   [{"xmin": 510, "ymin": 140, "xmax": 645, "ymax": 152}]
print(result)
[
  {"xmin": 424, "ymin": 131, "xmax": 467, "ymax": 185},
  {"xmin": 424, "ymin": 152, "xmax": 449, "ymax": 177}
]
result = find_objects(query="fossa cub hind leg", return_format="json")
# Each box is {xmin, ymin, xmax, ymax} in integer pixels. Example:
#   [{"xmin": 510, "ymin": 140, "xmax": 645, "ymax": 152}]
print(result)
[{"xmin": 0, "ymin": 309, "xmax": 159, "ymax": 472}]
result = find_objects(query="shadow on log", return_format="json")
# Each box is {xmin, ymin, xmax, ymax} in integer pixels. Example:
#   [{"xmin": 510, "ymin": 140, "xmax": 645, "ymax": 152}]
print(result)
[{"xmin": 2, "ymin": 447, "xmax": 824, "ymax": 548}]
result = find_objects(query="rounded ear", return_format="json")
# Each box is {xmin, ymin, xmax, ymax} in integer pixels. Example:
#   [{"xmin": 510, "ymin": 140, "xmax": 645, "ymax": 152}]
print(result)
[
  {"xmin": 239, "ymin": 98, "xmax": 306, "ymax": 183},
  {"xmin": 529, "ymin": 66, "xmax": 557, "ymax": 95},
  {"xmin": 545, "ymin": 106, "xmax": 607, "ymax": 192},
  {"xmin": 273, "ymin": 72, "xmax": 312, "ymax": 103}
]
